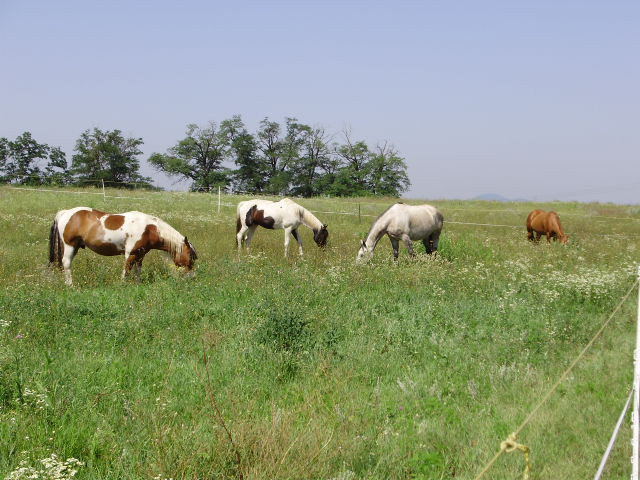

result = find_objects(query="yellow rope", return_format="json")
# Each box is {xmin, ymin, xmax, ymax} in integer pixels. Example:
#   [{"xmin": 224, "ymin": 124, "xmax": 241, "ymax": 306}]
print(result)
[
  {"xmin": 500, "ymin": 433, "xmax": 531, "ymax": 480},
  {"xmin": 473, "ymin": 277, "xmax": 639, "ymax": 480}
]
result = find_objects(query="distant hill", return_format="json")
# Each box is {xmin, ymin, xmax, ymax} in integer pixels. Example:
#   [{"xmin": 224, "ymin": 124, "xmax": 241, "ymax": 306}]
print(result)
[{"xmin": 474, "ymin": 193, "xmax": 529, "ymax": 202}]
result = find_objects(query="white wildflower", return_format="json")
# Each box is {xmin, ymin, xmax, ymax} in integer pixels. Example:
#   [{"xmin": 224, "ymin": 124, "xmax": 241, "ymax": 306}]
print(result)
[
  {"xmin": 21, "ymin": 387, "xmax": 49, "ymax": 411},
  {"xmin": 5, "ymin": 453, "xmax": 84, "ymax": 480}
]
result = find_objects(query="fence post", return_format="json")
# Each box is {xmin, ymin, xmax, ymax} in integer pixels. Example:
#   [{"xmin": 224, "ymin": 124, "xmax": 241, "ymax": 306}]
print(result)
[
  {"xmin": 218, "ymin": 186, "xmax": 221, "ymax": 214},
  {"xmin": 101, "ymin": 179, "xmax": 106, "ymax": 202},
  {"xmin": 358, "ymin": 203, "xmax": 361, "ymax": 223},
  {"xmin": 633, "ymin": 266, "xmax": 640, "ymax": 480}
]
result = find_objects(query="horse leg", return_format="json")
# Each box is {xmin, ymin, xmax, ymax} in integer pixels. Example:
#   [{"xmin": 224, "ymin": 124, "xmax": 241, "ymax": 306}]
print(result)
[
  {"xmin": 424, "ymin": 231, "xmax": 441, "ymax": 255},
  {"xmin": 389, "ymin": 237, "xmax": 400, "ymax": 260},
  {"xmin": 291, "ymin": 228, "xmax": 303, "ymax": 256},
  {"xmin": 283, "ymin": 227, "xmax": 292, "ymax": 257},
  {"xmin": 527, "ymin": 229, "xmax": 535, "ymax": 242},
  {"xmin": 546, "ymin": 232, "xmax": 551, "ymax": 243},
  {"xmin": 133, "ymin": 253, "xmax": 145, "ymax": 281},
  {"xmin": 535, "ymin": 232, "xmax": 542, "ymax": 242},
  {"xmin": 61, "ymin": 243, "xmax": 78, "ymax": 286},
  {"xmin": 245, "ymin": 226, "xmax": 258, "ymax": 251},
  {"xmin": 236, "ymin": 225, "xmax": 249, "ymax": 251},
  {"xmin": 402, "ymin": 234, "xmax": 416, "ymax": 257},
  {"xmin": 123, "ymin": 250, "xmax": 136, "ymax": 280}
]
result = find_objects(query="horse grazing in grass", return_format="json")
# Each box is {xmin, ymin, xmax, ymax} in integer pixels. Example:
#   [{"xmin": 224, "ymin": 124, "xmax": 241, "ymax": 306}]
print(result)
[
  {"xmin": 236, "ymin": 198, "xmax": 328, "ymax": 257},
  {"xmin": 526, "ymin": 209, "xmax": 569, "ymax": 244},
  {"xmin": 49, "ymin": 207, "xmax": 197, "ymax": 285},
  {"xmin": 357, "ymin": 203, "xmax": 444, "ymax": 262}
]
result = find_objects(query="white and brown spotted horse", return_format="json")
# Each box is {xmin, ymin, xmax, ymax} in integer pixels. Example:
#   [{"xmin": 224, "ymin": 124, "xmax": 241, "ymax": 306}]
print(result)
[
  {"xmin": 49, "ymin": 207, "xmax": 197, "ymax": 285},
  {"xmin": 236, "ymin": 198, "xmax": 328, "ymax": 256}
]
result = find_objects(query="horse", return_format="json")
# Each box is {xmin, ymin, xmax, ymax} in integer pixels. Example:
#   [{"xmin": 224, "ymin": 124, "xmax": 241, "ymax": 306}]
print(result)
[
  {"xmin": 526, "ymin": 209, "xmax": 569, "ymax": 244},
  {"xmin": 49, "ymin": 207, "xmax": 197, "ymax": 285},
  {"xmin": 357, "ymin": 203, "xmax": 444, "ymax": 262},
  {"xmin": 236, "ymin": 198, "xmax": 328, "ymax": 257}
]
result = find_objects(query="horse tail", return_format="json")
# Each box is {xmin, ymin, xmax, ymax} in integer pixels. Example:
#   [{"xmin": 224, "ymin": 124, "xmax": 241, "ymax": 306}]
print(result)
[
  {"xmin": 236, "ymin": 215, "xmax": 242, "ymax": 234},
  {"xmin": 434, "ymin": 209, "xmax": 444, "ymax": 230},
  {"xmin": 49, "ymin": 219, "xmax": 63, "ymax": 267}
]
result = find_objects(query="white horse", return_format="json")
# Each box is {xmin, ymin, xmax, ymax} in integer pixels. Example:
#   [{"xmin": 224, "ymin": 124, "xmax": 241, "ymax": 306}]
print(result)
[
  {"xmin": 356, "ymin": 203, "xmax": 443, "ymax": 262},
  {"xmin": 236, "ymin": 198, "xmax": 328, "ymax": 256}
]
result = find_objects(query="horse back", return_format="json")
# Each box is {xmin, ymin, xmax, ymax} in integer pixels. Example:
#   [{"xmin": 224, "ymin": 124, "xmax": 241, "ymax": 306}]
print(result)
[
  {"xmin": 385, "ymin": 204, "xmax": 442, "ymax": 238},
  {"xmin": 526, "ymin": 209, "xmax": 545, "ymax": 230},
  {"xmin": 547, "ymin": 211, "xmax": 565, "ymax": 235}
]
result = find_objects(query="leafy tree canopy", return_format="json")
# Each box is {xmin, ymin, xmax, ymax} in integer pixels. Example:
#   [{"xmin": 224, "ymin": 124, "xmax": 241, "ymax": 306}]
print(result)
[
  {"xmin": 71, "ymin": 128, "xmax": 152, "ymax": 187},
  {"xmin": 0, "ymin": 132, "xmax": 68, "ymax": 185},
  {"xmin": 148, "ymin": 122, "xmax": 232, "ymax": 191}
]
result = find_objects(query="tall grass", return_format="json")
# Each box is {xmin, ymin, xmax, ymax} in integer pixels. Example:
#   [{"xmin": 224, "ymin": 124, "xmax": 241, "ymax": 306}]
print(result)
[{"xmin": 0, "ymin": 186, "xmax": 638, "ymax": 479}]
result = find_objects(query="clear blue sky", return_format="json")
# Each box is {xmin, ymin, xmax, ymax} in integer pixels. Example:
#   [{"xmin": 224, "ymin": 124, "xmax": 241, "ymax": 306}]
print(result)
[{"xmin": 1, "ymin": 1, "xmax": 638, "ymax": 203}]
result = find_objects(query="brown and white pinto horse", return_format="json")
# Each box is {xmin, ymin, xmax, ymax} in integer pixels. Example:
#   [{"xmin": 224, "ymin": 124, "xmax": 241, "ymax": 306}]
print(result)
[
  {"xmin": 526, "ymin": 209, "xmax": 569, "ymax": 244},
  {"xmin": 49, "ymin": 207, "xmax": 197, "ymax": 285}
]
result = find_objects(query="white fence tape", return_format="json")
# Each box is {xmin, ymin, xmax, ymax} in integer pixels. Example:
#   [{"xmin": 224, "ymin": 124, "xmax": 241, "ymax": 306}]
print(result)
[{"xmin": 7, "ymin": 186, "xmax": 145, "ymax": 200}]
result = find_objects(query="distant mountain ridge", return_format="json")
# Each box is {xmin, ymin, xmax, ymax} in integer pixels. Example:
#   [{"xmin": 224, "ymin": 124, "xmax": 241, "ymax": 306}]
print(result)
[{"xmin": 474, "ymin": 193, "xmax": 530, "ymax": 202}]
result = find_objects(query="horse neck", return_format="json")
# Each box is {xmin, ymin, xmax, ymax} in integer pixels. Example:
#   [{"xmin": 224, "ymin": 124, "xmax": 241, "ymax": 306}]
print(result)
[
  {"xmin": 365, "ymin": 219, "xmax": 386, "ymax": 250},
  {"xmin": 155, "ymin": 221, "xmax": 185, "ymax": 261},
  {"xmin": 300, "ymin": 207, "xmax": 322, "ymax": 232}
]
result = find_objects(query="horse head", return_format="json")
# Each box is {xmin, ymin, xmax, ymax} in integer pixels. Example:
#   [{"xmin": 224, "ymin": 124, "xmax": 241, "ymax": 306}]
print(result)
[
  {"xmin": 174, "ymin": 236, "xmax": 198, "ymax": 272},
  {"xmin": 356, "ymin": 239, "xmax": 370, "ymax": 263},
  {"xmin": 314, "ymin": 224, "xmax": 329, "ymax": 247},
  {"xmin": 560, "ymin": 234, "xmax": 569, "ymax": 244}
]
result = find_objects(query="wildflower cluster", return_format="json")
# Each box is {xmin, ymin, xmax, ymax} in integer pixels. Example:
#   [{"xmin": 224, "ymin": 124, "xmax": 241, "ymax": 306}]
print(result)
[
  {"xmin": 546, "ymin": 266, "xmax": 630, "ymax": 301},
  {"xmin": 5, "ymin": 454, "xmax": 84, "ymax": 480},
  {"xmin": 21, "ymin": 387, "xmax": 49, "ymax": 411}
]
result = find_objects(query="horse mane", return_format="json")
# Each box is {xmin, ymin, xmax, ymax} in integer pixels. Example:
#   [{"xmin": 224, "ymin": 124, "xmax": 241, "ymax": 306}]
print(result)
[
  {"xmin": 298, "ymin": 202, "xmax": 323, "ymax": 231},
  {"xmin": 155, "ymin": 218, "xmax": 187, "ymax": 259}
]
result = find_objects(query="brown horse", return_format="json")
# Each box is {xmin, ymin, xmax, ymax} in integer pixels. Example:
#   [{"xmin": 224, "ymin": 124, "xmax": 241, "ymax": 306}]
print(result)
[
  {"xmin": 49, "ymin": 207, "xmax": 197, "ymax": 285},
  {"xmin": 526, "ymin": 209, "xmax": 569, "ymax": 244}
]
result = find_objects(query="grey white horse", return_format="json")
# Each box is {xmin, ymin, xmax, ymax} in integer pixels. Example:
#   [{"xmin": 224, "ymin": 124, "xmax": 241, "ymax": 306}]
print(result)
[{"xmin": 356, "ymin": 203, "xmax": 443, "ymax": 262}]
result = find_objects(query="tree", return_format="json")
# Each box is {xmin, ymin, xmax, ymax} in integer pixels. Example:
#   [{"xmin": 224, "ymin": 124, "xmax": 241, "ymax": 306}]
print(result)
[
  {"xmin": 71, "ymin": 128, "xmax": 151, "ymax": 187},
  {"xmin": 333, "ymin": 130, "xmax": 371, "ymax": 196},
  {"xmin": 366, "ymin": 142, "xmax": 410, "ymax": 196},
  {"xmin": 264, "ymin": 118, "xmax": 309, "ymax": 195},
  {"xmin": 148, "ymin": 122, "xmax": 232, "ymax": 191},
  {"xmin": 255, "ymin": 117, "xmax": 295, "ymax": 194},
  {"xmin": 220, "ymin": 116, "xmax": 265, "ymax": 193},
  {"xmin": 256, "ymin": 118, "xmax": 283, "ymax": 177},
  {"xmin": 43, "ymin": 147, "xmax": 69, "ymax": 184},
  {"xmin": 289, "ymin": 125, "xmax": 332, "ymax": 197},
  {"xmin": 0, "ymin": 132, "xmax": 69, "ymax": 184}
]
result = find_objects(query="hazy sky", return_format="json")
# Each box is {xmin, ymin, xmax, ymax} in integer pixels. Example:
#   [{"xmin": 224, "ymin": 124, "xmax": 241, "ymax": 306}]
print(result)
[{"xmin": 1, "ymin": 1, "xmax": 638, "ymax": 203}]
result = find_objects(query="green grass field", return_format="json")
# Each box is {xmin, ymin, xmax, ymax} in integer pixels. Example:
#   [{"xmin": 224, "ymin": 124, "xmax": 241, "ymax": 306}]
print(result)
[{"xmin": 1, "ymin": 186, "xmax": 639, "ymax": 479}]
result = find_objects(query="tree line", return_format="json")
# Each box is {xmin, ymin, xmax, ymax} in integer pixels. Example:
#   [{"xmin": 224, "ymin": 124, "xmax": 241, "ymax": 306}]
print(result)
[{"xmin": 1, "ymin": 116, "xmax": 410, "ymax": 197}]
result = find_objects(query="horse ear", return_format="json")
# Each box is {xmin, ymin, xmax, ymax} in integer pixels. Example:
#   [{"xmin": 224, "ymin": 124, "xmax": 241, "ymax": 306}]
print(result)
[
  {"xmin": 361, "ymin": 240, "xmax": 366, "ymax": 248},
  {"xmin": 184, "ymin": 236, "xmax": 189, "ymax": 243},
  {"xmin": 322, "ymin": 224, "xmax": 328, "ymax": 229}
]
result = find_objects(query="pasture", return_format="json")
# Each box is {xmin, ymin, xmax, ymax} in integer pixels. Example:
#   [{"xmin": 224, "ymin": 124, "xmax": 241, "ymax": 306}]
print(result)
[{"xmin": 0, "ymin": 186, "xmax": 639, "ymax": 480}]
